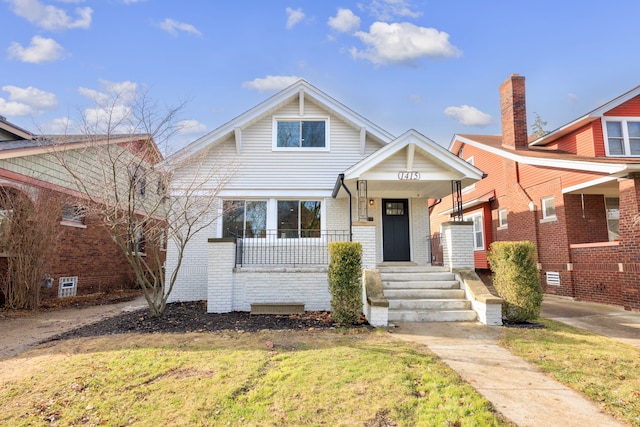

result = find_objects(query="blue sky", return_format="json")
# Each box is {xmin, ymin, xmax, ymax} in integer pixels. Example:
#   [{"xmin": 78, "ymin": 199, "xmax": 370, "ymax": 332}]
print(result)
[{"xmin": 2, "ymin": 0, "xmax": 640, "ymax": 150}]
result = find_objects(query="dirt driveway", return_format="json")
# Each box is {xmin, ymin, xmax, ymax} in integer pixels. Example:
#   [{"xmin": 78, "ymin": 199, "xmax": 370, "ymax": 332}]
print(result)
[{"xmin": 0, "ymin": 295, "xmax": 147, "ymax": 361}]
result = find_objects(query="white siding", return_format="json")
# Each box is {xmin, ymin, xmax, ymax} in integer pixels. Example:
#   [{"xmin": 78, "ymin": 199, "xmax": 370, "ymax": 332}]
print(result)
[{"xmin": 172, "ymin": 98, "xmax": 383, "ymax": 192}]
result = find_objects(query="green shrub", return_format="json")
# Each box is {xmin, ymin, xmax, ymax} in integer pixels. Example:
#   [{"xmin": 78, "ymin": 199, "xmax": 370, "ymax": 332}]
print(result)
[
  {"xmin": 328, "ymin": 241, "xmax": 362, "ymax": 324},
  {"xmin": 487, "ymin": 241, "xmax": 543, "ymax": 323}
]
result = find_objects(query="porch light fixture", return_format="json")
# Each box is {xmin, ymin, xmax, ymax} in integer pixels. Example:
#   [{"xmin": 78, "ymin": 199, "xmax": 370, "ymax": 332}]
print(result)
[{"xmin": 369, "ymin": 199, "xmax": 374, "ymax": 206}]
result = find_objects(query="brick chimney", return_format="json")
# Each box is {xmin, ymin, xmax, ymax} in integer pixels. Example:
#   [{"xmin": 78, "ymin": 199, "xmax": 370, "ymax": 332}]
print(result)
[{"xmin": 500, "ymin": 74, "xmax": 528, "ymax": 150}]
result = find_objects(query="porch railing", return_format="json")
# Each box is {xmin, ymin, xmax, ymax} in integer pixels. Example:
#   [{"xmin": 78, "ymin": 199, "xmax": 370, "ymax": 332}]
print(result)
[{"xmin": 226, "ymin": 229, "xmax": 350, "ymax": 266}]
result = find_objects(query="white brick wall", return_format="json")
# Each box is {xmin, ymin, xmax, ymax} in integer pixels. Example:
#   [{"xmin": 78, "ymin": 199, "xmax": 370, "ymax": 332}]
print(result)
[
  {"xmin": 353, "ymin": 224, "xmax": 376, "ymax": 269},
  {"xmin": 442, "ymin": 221, "xmax": 474, "ymax": 269},
  {"xmin": 207, "ymin": 240, "xmax": 236, "ymax": 312},
  {"xmin": 230, "ymin": 267, "xmax": 331, "ymax": 312}
]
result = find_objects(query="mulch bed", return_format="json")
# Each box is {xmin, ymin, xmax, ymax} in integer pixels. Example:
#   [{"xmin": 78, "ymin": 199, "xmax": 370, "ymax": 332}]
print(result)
[{"xmin": 49, "ymin": 301, "xmax": 372, "ymax": 342}]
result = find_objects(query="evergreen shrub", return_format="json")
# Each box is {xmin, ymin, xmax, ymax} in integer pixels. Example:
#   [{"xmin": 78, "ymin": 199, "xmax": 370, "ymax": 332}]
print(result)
[
  {"xmin": 487, "ymin": 241, "xmax": 543, "ymax": 323},
  {"xmin": 327, "ymin": 241, "xmax": 362, "ymax": 324}
]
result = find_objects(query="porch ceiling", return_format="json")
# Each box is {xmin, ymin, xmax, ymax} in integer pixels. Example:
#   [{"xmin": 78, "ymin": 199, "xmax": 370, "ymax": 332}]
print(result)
[
  {"xmin": 341, "ymin": 177, "xmax": 464, "ymax": 199},
  {"xmin": 563, "ymin": 176, "xmax": 620, "ymax": 197}
]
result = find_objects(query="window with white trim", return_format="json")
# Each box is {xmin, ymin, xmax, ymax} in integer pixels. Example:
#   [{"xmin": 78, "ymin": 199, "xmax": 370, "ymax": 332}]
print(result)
[
  {"xmin": 605, "ymin": 197, "xmax": 619, "ymax": 241},
  {"xmin": 278, "ymin": 200, "xmax": 321, "ymax": 238},
  {"xmin": 222, "ymin": 200, "xmax": 267, "ymax": 238},
  {"xmin": 129, "ymin": 164, "xmax": 146, "ymax": 196},
  {"xmin": 603, "ymin": 118, "xmax": 640, "ymax": 156},
  {"xmin": 498, "ymin": 209, "xmax": 508, "ymax": 228},
  {"xmin": 130, "ymin": 221, "xmax": 145, "ymax": 254},
  {"xmin": 541, "ymin": 196, "xmax": 556, "ymax": 220},
  {"xmin": 274, "ymin": 118, "xmax": 328, "ymax": 149},
  {"xmin": 468, "ymin": 212, "xmax": 484, "ymax": 250}
]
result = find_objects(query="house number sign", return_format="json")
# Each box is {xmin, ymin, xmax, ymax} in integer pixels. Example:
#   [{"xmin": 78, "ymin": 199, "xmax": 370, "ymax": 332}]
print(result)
[{"xmin": 397, "ymin": 171, "xmax": 420, "ymax": 180}]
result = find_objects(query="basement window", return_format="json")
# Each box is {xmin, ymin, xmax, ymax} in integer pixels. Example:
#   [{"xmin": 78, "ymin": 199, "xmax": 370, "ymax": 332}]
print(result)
[
  {"xmin": 58, "ymin": 276, "xmax": 78, "ymax": 298},
  {"xmin": 61, "ymin": 204, "xmax": 86, "ymax": 228}
]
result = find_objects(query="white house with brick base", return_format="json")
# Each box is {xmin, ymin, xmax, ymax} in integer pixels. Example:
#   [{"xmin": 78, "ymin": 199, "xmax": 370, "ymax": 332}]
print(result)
[{"xmin": 164, "ymin": 80, "xmax": 500, "ymax": 325}]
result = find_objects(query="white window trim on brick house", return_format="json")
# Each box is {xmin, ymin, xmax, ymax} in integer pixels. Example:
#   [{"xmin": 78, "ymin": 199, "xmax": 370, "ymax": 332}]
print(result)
[
  {"xmin": 498, "ymin": 208, "xmax": 508, "ymax": 229},
  {"xmin": 541, "ymin": 196, "xmax": 557, "ymax": 223}
]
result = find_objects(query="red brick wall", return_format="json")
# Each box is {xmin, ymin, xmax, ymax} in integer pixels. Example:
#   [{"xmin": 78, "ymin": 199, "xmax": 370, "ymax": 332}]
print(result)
[
  {"xmin": 564, "ymin": 194, "xmax": 609, "ymax": 244},
  {"xmin": 618, "ymin": 174, "xmax": 640, "ymax": 310},
  {"xmin": 571, "ymin": 244, "xmax": 622, "ymax": 306}
]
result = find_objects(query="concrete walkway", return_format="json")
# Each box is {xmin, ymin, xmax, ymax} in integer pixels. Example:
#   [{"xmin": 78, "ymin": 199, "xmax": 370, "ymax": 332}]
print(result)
[{"xmin": 393, "ymin": 295, "xmax": 640, "ymax": 427}]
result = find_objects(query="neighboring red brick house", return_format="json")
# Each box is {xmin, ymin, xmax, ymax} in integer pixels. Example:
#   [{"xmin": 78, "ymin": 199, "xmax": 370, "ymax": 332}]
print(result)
[
  {"xmin": 430, "ymin": 75, "xmax": 640, "ymax": 311},
  {"xmin": 0, "ymin": 117, "xmax": 163, "ymax": 303}
]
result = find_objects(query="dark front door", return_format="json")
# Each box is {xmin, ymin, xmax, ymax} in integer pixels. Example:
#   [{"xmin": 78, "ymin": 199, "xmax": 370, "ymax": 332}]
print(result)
[{"xmin": 382, "ymin": 199, "xmax": 410, "ymax": 261}]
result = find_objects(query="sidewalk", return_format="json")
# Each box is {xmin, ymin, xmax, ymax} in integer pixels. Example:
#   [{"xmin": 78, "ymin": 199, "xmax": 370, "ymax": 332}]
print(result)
[
  {"xmin": 0, "ymin": 295, "xmax": 147, "ymax": 361},
  {"xmin": 392, "ymin": 295, "xmax": 640, "ymax": 427}
]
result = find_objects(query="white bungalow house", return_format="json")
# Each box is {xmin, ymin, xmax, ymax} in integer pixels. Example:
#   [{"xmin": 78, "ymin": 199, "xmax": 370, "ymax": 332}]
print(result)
[{"xmin": 165, "ymin": 80, "xmax": 502, "ymax": 325}]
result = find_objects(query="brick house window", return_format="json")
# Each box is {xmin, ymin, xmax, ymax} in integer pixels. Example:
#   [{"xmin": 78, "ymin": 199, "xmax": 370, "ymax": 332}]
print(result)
[
  {"xmin": 130, "ymin": 222, "xmax": 145, "ymax": 254},
  {"xmin": 605, "ymin": 197, "xmax": 620, "ymax": 241},
  {"xmin": 603, "ymin": 118, "xmax": 640, "ymax": 156},
  {"xmin": 468, "ymin": 211, "xmax": 484, "ymax": 250},
  {"xmin": 541, "ymin": 196, "xmax": 556, "ymax": 221},
  {"xmin": 277, "ymin": 200, "xmax": 321, "ymax": 238},
  {"xmin": 498, "ymin": 209, "xmax": 508, "ymax": 228},
  {"xmin": 222, "ymin": 200, "xmax": 267, "ymax": 238},
  {"xmin": 129, "ymin": 165, "xmax": 146, "ymax": 196}
]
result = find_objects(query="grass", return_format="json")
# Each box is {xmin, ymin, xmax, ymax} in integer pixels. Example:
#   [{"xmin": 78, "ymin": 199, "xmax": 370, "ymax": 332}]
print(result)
[
  {"xmin": 500, "ymin": 319, "xmax": 640, "ymax": 426},
  {"xmin": 0, "ymin": 329, "xmax": 510, "ymax": 427}
]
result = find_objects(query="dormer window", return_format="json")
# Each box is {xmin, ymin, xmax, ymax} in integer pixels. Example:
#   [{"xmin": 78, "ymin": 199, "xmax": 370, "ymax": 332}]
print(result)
[
  {"xmin": 273, "ymin": 118, "xmax": 328, "ymax": 150},
  {"xmin": 603, "ymin": 118, "xmax": 640, "ymax": 156}
]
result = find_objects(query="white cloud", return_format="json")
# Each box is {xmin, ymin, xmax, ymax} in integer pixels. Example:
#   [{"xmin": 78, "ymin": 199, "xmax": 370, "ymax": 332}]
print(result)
[
  {"xmin": 0, "ymin": 85, "xmax": 58, "ymax": 117},
  {"xmin": 408, "ymin": 94, "xmax": 422, "ymax": 104},
  {"xmin": 359, "ymin": 0, "xmax": 422, "ymax": 21},
  {"xmin": 242, "ymin": 75, "xmax": 302, "ymax": 92},
  {"xmin": 7, "ymin": 35, "xmax": 65, "ymax": 63},
  {"xmin": 77, "ymin": 80, "xmax": 139, "ymax": 132},
  {"xmin": 0, "ymin": 99, "xmax": 33, "ymax": 116},
  {"xmin": 177, "ymin": 119, "xmax": 207, "ymax": 135},
  {"xmin": 7, "ymin": 0, "xmax": 92, "ymax": 31},
  {"xmin": 328, "ymin": 8, "xmax": 360, "ymax": 33},
  {"xmin": 2, "ymin": 85, "xmax": 58, "ymax": 109},
  {"xmin": 444, "ymin": 105, "xmax": 492, "ymax": 126},
  {"xmin": 159, "ymin": 18, "xmax": 202, "ymax": 37},
  {"xmin": 350, "ymin": 22, "xmax": 462, "ymax": 66},
  {"xmin": 567, "ymin": 93, "xmax": 578, "ymax": 102},
  {"xmin": 286, "ymin": 7, "xmax": 304, "ymax": 29},
  {"xmin": 41, "ymin": 116, "xmax": 75, "ymax": 133}
]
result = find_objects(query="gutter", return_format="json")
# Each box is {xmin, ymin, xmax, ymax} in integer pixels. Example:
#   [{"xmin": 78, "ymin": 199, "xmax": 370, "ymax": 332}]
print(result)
[{"xmin": 332, "ymin": 173, "xmax": 353, "ymax": 241}]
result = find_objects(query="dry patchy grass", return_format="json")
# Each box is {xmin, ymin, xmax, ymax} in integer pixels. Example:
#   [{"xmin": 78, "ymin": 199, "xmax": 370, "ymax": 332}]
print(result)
[
  {"xmin": 500, "ymin": 319, "xmax": 640, "ymax": 426},
  {"xmin": 1, "ymin": 329, "xmax": 510, "ymax": 426}
]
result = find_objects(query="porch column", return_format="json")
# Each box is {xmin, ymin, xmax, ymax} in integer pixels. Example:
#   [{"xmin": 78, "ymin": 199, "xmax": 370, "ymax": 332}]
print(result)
[
  {"xmin": 353, "ymin": 222, "xmax": 376, "ymax": 269},
  {"xmin": 441, "ymin": 221, "xmax": 474, "ymax": 270},
  {"xmin": 207, "ymin": 238, "xmax": 236, "ymax": 313}
]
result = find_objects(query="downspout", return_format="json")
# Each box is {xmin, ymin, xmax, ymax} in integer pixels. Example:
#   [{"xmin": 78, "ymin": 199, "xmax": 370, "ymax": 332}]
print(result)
[{"xmin": 333, "ymin": 173, "xmax": 353, "ymax": 241}]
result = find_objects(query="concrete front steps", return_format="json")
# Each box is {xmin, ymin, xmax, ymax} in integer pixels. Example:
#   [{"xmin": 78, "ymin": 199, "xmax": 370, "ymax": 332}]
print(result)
[{"xmin": 379, "ymin": 265, "xmax": 477, "ymax": 323}]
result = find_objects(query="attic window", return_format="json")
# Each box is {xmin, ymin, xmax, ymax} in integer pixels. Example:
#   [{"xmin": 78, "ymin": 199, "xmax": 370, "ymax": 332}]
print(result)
[
  {"xmin": 603, "ymin": 118, "xmax": 640, "ymax": 156},
  {"xmin": 274, "ymin": 118, "xmax": 328, "ymax": 150}
]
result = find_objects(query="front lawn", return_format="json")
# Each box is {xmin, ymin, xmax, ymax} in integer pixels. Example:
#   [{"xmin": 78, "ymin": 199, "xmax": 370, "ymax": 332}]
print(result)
[
  {"xmin": 500, "ymin": 319, "xmax": 640, "ymax": 426},
  {"xmin": 0, "ymin": 329, "xmax": 510, "ymax": 426}
]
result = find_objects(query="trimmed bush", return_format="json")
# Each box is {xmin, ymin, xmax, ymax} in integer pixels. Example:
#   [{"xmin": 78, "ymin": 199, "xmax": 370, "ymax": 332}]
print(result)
[
  {"xmin": 328, "ymin": 241, "xmax": 362, "ymax": 324},
  {"xmin": 487, "ymin": 241, "xmax": 543, "ymax": 323}
]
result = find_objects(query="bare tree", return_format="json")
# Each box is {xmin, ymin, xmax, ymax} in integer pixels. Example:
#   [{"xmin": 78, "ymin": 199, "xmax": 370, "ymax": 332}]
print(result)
[
  {"xmin": 0, "ymin": 187, "xmax": 61, "ymax": 310},
  {"xmin": 48, "ymin": 89, "xmax": 235, "ymax": 316},
  {"xmin": 530, "ymin": 112, "xmax": 549, "ymax": 138}
]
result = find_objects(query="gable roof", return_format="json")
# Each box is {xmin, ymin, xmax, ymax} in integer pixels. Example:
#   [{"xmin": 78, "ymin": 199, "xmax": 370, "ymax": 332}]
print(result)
[
  {"xmin": 455, "ymin": 134, "xmax": 640, "ymax": 175},
  {"xmin": 337, "ymin": 129, "xmax": 484, "ymax": 199},
  {"xmin": 530, "ymin": 84, "xmax": 640, "ymax": 147},
  {"xmin": 0, "ymin": 117, "xmax": 33, "ymax": 141},
  {"xmin": 166, "ymin": 80, "xmax": 396, "ymax": 163}
]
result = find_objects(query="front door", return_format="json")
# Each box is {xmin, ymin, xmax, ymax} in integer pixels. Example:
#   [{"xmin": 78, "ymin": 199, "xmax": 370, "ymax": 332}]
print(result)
[{"xmin": 382, "ymin": 199, "xmax": 410, "ymax": 261}]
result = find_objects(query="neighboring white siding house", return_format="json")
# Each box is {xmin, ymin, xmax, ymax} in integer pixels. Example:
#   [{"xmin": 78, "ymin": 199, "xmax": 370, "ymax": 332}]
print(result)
[{"xmin": 164, "ymin": 80, "xmax": 483, "ymax": 312}]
